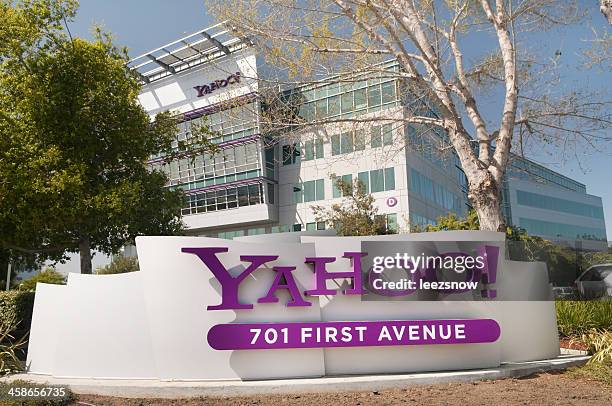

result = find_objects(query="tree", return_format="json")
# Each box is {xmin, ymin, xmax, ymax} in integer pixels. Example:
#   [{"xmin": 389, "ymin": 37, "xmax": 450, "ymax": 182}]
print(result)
[
  {"xmin": 210, "ymin": 0, "xmax": 611, "ymax": 232},
  {"xmin": 95, "ymin": 256, "xmax": 139, "ymax": 275},
  {"xmin": 18, "ymin": 268, "xmax": 66, "ymax": 291},
  {"xmin": 420, "ymin": 210, "xmax": 480, "ymax": 232},
  {"xmin": 0, "ymin": 1, "xmax": 213, "ymax": 273},
  {"xmin": 602, "ymin": 0, "xmax": 612, "ymax": 24},
  {"xmin": 426, "ymin": 210, "xmax": 590, "ymax": 285},
  {"xmin": 312, "ymin": 177, "xmax": 396, "ymax": 235}
]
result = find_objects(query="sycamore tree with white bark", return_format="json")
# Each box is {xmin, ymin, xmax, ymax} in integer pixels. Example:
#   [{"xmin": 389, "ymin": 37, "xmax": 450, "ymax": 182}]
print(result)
[{"xmin": 209, "ymin": 0, "xmax": 611, "ymax": 232}]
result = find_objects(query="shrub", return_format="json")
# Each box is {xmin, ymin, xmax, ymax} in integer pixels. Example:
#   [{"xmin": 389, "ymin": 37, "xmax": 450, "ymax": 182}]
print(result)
[
  {"xmin": 18, "ymin": 268, "xmax": 66, "ymax": 292},
  {"xmin": 0, "ymin": 291, "xmax": 35, "ymax": 346},
  {"xmin": 556, "ymin": 299, "xmax": 612, "ymax": 337},
  {"xmin": 581, "ymin": 330, "xmax": 612, "ymax": 365},
  {"xmin": 95, "ymin": 256, "xmax": 139, "ymax": 275},
  {"xmin": 0, "ymin": 316, "xmax": 27, "ymax": 376}
]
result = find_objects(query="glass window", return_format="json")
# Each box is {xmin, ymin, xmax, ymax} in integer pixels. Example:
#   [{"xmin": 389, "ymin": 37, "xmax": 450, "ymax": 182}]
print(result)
[
  {"xmin": 358, "ymin": 171, "xmax": 370, "ymax": 194},
  {"xmin": 370, "ymin": 169, "xmax": 384, "ymax": 193},
  {"xmin": 169, "ymin": 161, "xmax": 179, "ymax": 182},
  {"xmin": 331, "ymin": 134, "xmax": 341, "ymax": 156},
  {"xmin": 333, "ymin": 176, "xmax": 342, "ymax": 198},
  {"xmin": 293, "ymin": 223, "xmax": 302, "ymax": 232},
  {"xmin": 342, "ymin": 174, "xmax": 352, "ymax": 195},
  {"xmin": 282, "ymin": 144, "xmax": 300, "ymax": 165},
  {"xmin": 238, "ymin": 186, "xmax": 249, "ymax": 207},
  {"xmin": 368, "ymin": 84, "xmax": 381, "ymax": 107},
  {"xmin": 282, "ymin": 144, "xmax": 291, "ymax": 165},
  {"xmin": 315, "ymin": 138, "xmax": 324, "ymax": 159},
  {"xmin": 233, "ymin": 146, "xmax": 245, "ymax": 168},
  {"xmin": 340, "ymin": 132, "xmax": 353, "ymax": 154},
  {"xmin": 516, "ymin": 190, "xmax": 604, "ymax": 219},
  {"xmin": 315, "ymin": 98, "xmax": 328, "ymax": 119},
  {"xmin": 227, "ymin": 189, "xmax": 237, "ymax": 208},
  {"xmin": 341, "ymin": 91, "xmax": 354, "ymax": 114},
  {"xmin": 328, "ymin": 95, "xmax": 340, "ymax": 116},
  {"xmin": 245, "ymin": 143, "xmax": 258, "ymax": 164},
  {"xmin": 387, "ymin": 214, "xmax": 398, "ymax": 232},
  {"xmin": 306, "ymin": 222, "xmax": 317, "ymax": 231},
  {"xmin": 248, "ymin": 227, "xmax": 266, "ymax": 236},
  {"xmin": 354, "ymin": 88, "xmax": 367, "ymax": 110},
  {"xmin": 384, "ymin": 167, "xmax": 395, "ymax": 191},
  {"xmin": 293, "ymin": 183, "xmax": 303, "ymax": 203},
  {"xmin": 303, "ymin": 140, "xmax": 315, "ymax": 161},
  {"xmin": 216, "ymin": 190, "xmax": 227, "ymax": 210},
  {"xmin": 333, "ymin": 174, "xmax": 353, "ymax": 198},
  {"xmin": 300, "ymin": 102, "xmax": 314, "ymax": 122},
  {"xmin": 382, "ymin": 124, "xmax": 393, "ymax": 145},
  {"xmin": 302, "ymin": 139, "xmax": 324, "ymax": 161},
  {"xmin": 354, "ymin": 129, "xmax": 366, "ymax": 151},
  {"xmin": 303, "ymin": 180, "xmax": 316, "ymax": 202},
  {"xmin": 248, "ymin": 184, "xmax": 261, "ymax": 205},
  {"xmin": 371, "ymin": 126, "xmax": 382, "ymax": 148},
  {"xmin": 206, "ymin": 191, "xmax": 216, "ymax": 212},
  {"xmin": 518, "ymin": 217, "xmax": 607, "ymax": 241},
  {"xmin": 381, "ymin": 81, "xmax": 396, "ymax": 104},
  {"xmin": 315, "ymin": 179, "xmax": 325, "ymax": 200},
  {"xmin": 317, "ymin": 221, "xmax": 326, "ymax": 230}
]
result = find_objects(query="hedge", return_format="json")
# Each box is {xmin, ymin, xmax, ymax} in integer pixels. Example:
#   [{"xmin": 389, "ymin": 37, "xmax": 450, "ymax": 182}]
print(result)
[{"xmin": 0, "ymin": 291, "xmax": 35, "ymax": 341}]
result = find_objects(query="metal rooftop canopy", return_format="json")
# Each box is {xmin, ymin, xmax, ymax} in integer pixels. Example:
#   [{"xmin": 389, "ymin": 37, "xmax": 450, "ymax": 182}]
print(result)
[{"xmin": 128, "ymin": 22, "xmax": 250, "ymax": 84}]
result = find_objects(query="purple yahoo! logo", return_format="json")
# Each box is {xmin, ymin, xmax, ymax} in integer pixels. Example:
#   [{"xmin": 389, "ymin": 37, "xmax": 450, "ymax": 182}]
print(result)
[
  {"xmin": 181, "ymin": 245, "xmax": 499, "ymax": 310},
  {"xmin": 193, "ymin": 72, "xmax": 241, "ymax": 97},
  {"xmin": 181, "ymin": 247, "xmax": 366, "ymax": 310}
]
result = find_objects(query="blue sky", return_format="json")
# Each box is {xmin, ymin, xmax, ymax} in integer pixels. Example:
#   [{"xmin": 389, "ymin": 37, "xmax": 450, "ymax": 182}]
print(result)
[{"xmin": 68, "ymin": 0, "xmax": 612, "ymax": 237}]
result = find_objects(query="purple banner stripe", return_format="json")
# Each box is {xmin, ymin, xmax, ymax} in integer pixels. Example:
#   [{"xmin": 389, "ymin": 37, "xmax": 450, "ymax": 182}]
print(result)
[{"xmin": 207, "ymin": 319, "xmax": 500, "ymax": 350}]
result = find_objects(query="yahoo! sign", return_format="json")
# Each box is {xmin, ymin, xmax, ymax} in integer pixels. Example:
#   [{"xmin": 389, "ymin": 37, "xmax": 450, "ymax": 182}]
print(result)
[
  {"xmin": 181, "ymin": 248, "xmax": 366, "ymax": 310},
  {"xmin": 193, "ymin": 71, "xmax": 241, "ymax": 97},
  {"xmin": 182, "ymin": 244, "xmax": 502, "ymax": 352},
  {"xmin": 181, "ymin": 244, "xmax": 500, "ymax": 311}
]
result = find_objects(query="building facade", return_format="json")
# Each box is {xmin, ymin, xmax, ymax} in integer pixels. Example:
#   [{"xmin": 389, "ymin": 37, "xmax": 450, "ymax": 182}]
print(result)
[{"xmin": 130, "ymin": 25, "xmax": 607, "ymax": 249}]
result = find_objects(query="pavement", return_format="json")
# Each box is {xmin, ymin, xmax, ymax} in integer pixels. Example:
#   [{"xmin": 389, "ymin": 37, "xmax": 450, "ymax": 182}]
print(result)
[{"xmin": 2, "ymin": 354, "xmax": 590, "ymax": 399}]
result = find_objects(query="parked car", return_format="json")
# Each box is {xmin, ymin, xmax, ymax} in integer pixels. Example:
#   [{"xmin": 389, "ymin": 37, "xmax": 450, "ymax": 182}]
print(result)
[
  {"xmin": 575, "ymin": 264, "xmax": 612, "ymax": 299},
  {"xmin": 552, "ymin": 286, "xmax": 576, "ymax": 299}
]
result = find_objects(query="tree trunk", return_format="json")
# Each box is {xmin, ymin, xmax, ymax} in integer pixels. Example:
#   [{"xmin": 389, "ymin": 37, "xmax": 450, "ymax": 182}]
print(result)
[
  {"xmin": 468, "ymin": 172, "xmax": 506, "ymax": 232},
  {"xmin": 79, "ymin": 236, "xmax": 93, "ymax": 274},
  {"xmin": 602, "ymin": 0, "xmax": 612, "ymax": 24}
]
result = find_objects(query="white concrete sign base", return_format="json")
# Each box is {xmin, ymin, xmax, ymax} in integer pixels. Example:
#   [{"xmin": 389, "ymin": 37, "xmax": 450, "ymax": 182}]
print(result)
[{"xmin": 26, "ymin": 231, "xmax": 559, "ymax": 380}]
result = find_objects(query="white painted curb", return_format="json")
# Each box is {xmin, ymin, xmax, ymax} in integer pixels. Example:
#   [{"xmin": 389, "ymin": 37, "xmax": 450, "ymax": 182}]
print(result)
[{"xmin": 2, "ymin": 354, "xmax": 590, "ymax": 399}]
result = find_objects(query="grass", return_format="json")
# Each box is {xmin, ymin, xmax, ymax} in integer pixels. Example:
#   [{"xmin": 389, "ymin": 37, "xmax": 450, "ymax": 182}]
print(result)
[
  {"xmin": 567, "ymin": 363, "xmax": 612, "ymax": 385},
  {"xmin": 556, "ymin": 299, "xmax": 612, "ymax": 385},
  {"xmin": 555, "ymin": 299, "xmax": 612, "ymax": 337},
  {"xmin": 0, "ymin": 380, "xmax": 74, "ymax": 405}
]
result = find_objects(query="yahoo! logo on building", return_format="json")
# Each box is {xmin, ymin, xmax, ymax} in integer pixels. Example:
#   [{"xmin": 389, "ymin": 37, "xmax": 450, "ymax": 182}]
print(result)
[
  {"xmin": 193, "ymin": 71, "xmax": 242, "ymax": 97},
  {"xmin": 181, "ymin": 245, "xmax": 500, "ymax": 310}
]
